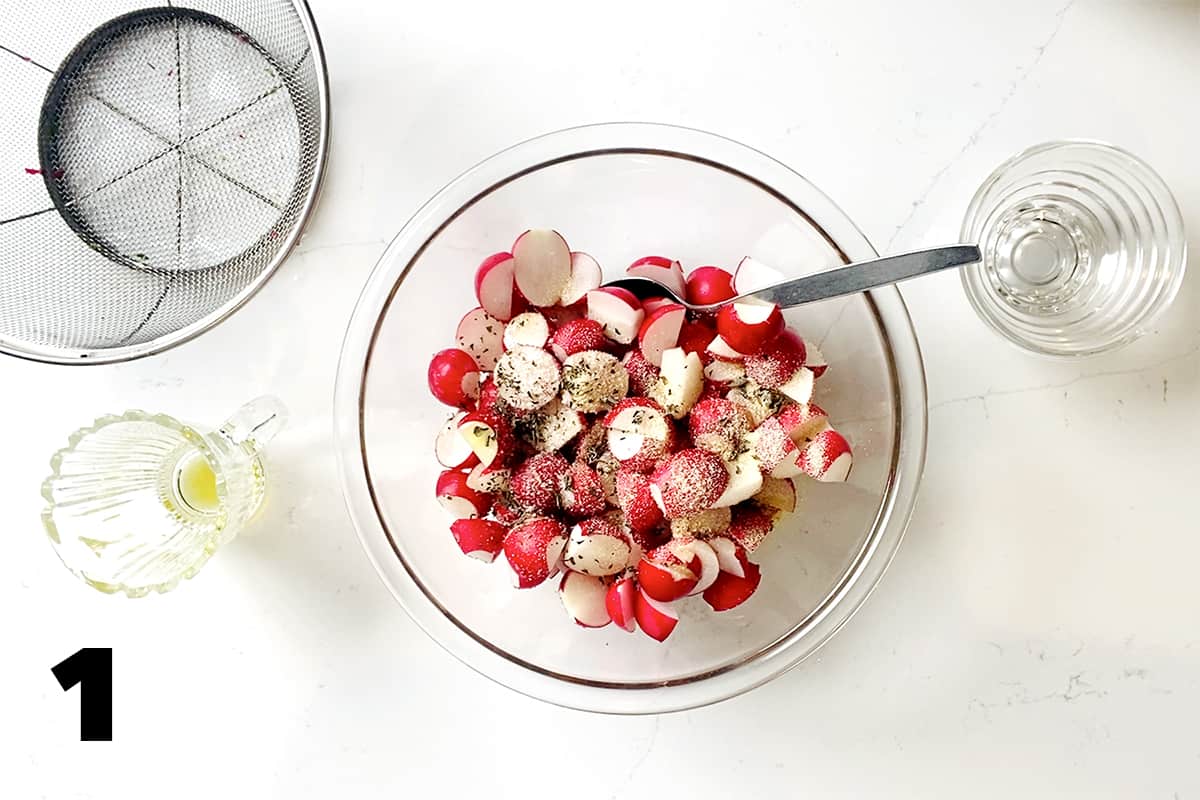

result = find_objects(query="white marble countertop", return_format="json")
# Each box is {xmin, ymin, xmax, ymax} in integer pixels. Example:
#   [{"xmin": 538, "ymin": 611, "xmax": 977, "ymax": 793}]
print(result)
[{"xmin": 3, "ymin": 0, "xmax": 1199, "ymax": 796}]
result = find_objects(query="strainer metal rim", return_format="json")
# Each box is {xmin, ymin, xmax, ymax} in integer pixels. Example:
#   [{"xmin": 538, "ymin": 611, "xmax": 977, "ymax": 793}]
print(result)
[{"xmin": 0, "ymin": 0, "xmax": 331, "ymax": 366}]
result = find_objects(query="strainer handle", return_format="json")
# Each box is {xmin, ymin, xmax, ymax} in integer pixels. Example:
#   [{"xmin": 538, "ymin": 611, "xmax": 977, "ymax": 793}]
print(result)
[{"xmin": 218, "ymin": 395, "xmax": 287, "ymax": 454}]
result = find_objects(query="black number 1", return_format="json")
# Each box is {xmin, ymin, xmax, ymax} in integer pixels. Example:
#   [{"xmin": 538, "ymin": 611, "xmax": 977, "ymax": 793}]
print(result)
[{"xmin": 52, "ymin": 648, "xmax": 112, "ymax": 741}]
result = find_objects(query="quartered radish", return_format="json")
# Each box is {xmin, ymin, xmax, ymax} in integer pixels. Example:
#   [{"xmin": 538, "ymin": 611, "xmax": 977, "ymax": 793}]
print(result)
[
  {"xmin": 606, "ymin": 576, "xmax": 638, "ymax": 632},
  {"xmin": 503, "ymin": 517, "xmax": 568, "ymax": 588},
  {"xmin": 706, "ymin": 334, "xmax": 750, "ymax": 361},
  {"xmin": 777, "ymin": 366, "xmax": 815, "ymax": 404},
  {"xmin": 712, "ymin": 450, "xmax": 764, "ymax": 508},
  {"xmin": 703, "ymin": 561, "xmax": 762, "ymax": 611},
  {"xmin": 436, "ymin": 469, "xmax": 492, "ymax": 519},
  {"xmin": 456, "ymin": 410, "xmax": 513, "ymax": 468},
  {"xmin": 803, "ymin": 339, "xmax": 828, "ymax": 378},
  {"xmin": 586, "ymin": 287, "xmax": 644, "ymax": 344},
  {"xmin": 647, "ymin": 347, "xmax": 703, "ymax": 419},
  {"xmin": 635, "ymin": 589, "xmax": 680, "ymax": 641},
  {"xmin": 449, "ymin": 518, "xmax": 507, "ymax": 562},
  {"xmin": 559, "ymin": 571, "xmax": 611, "ymax": 627},
  {"xmin": 549, "ymin": 318, "xmax": 607, "ymax": 361},
  {"xmin": 798, "ymin": 428, "xmax": 853, "ymax": 482},
  {"xmin": 716, "ymin": 302, "xmax": 785, "ymax": 355}
]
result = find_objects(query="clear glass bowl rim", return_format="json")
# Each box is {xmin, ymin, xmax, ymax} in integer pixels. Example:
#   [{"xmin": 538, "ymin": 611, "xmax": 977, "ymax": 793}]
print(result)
[{"xmin": 333, "ymin": 122, "xmax": 928, "ymax": 714}]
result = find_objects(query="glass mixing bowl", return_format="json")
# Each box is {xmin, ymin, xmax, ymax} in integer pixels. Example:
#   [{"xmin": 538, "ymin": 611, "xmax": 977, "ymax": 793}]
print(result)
[{"xmin": 334, "ymin": 123, "xmax": 927, "ymax": 713}]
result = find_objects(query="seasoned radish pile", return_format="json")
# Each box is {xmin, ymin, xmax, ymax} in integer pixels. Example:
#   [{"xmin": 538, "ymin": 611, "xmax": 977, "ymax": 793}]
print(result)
[{"xmin": 429, "ymin": 230, "xmax": 853, "ymax": 642}]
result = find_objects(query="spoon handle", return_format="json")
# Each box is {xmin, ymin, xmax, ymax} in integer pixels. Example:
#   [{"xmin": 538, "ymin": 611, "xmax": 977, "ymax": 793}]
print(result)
[{"xmin": 744, "ymin": 244, "xmax": 981, "ymax": 308}]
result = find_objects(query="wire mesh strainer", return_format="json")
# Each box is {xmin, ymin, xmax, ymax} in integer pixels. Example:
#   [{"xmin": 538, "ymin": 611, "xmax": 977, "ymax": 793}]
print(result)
[{"xmin": 0, "ymin": 0, "xmax": 329, "ymax": 363}]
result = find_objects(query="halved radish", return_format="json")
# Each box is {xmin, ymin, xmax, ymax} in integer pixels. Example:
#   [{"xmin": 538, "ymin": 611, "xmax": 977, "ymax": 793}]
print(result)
[
  {"xmin": 712, "ymin": 450, "xmax": 764, "ymax": 508},
  {"xmin": 559, "ymin": 462, "xmax": 607, "ymax": 518},
  {"xmin": 549, "ymin": 318, "xmax": 607, "ymax": 361},
  {"xmin": 502, "ymin": 311, "xmax": 550, "ymax": 350},
  {"xmin": 493, "ymin": 346, "xmax": 561, "ymax": 410},
  {"xmin": 560, "ymin": 251, "xmax": 603, "ymax": 307},
  {"xmin": 604, "ymin": 397, "xmax": 674, "ymax": 472},
  {"xmin": 563, "ymin": 515, "xmax": 632, "ymax": 576},
  {"xmin": 744, "ymin": 331, "xmax": 806, "ymax": 389},
  {"xmin": 716, "ymin": 302, "xmax": 785, "ymax": 355},
  {"xmin": 686, "ymin": 265, "xmax": 736, "ymax": 307},
  {"xmin": 511, "ymin": 452, "xmax": 570, "ymax": 511},
  {"xmin": 635, "ymin": 589, "xmax": 679, "ymax": 641},
  {"xmin": 455, "ymin": 307, "xmax": 505, "ymax": 370},
  {"xmin": 709, "ymin": 536, "xmax": 749, "ymax": 578},
  {"xmin": 606, "ymin": 576, "xmax": 638, "ymax": 632},
  {"xmin": 512, "ymin": 229, "xmax": 572, "ymax": 307},
  {"xmin": 466, "ymin": 461, "xmax": 511, "ymax": 494},
  {"xmin": 671, "ymin": 537, "xmax": 720, "ymax": 596},
  {"xmin": 637, "ymin": 303, "xmax": 686, "ymax": 367},
  {"xmin": 435, "ymin": 411, "xmax": 479, "ymax": 469},
  {"xmin": 436, "ymin": 469, "xmax": 492, "ymax": 518},
  {"xmin": 649, "ymin": 448, "xmax": 728, "ymax": 519},
  {"xmin": 798, "ymin": 428, "xmax": 853, "ymax": 482},
  {"xmin": 706, "ymin": 334, "xmax": 750, "ymax": 361},
  {"xmin": 427, "ymin": 348, "xmax": 481, "ymax": 408},
  {"xmin": 703, "ymin": 359, "xmax": 747, "ymax": 390},
  {"xmin": 586, "ymin": 287, "xmax": 644, "ymax": 344},
  {"xmin": 733, "ymin": 256, "xmax": 785, "ymax": 294},
  {"xmin": 621, "ymin": 348, "xmax": 660, "ymax": 396},
  {"xmin": 474, "ymin": 252, "xmax": 523, "ymax": 321},
  {"xmin": 777, "ymin": 403, "xmax": 831, "ymax": 443},
  {"xmin": 449, "ymin": 518, "xmax": 507, "ymax": 562},
  {"xmin": 503, "ymin": 517, "xmax": 568, "ymax": 588},
  {"xmin": 456, "ymin": 410, "xmax": 513, "ymax": 468},
  {"xmin": 627, "ymin": 256, "xmax": 686, "ymax": 299},
  {"xmin": 638, "ymin": 544, "xmax": 699, "ymax": 601},
  {"xmin": 559, "ymin": 571, "xmax": 611, "ymax": 628},
  {"xmin": 560, "ymin": 350, "xmax": 628, "ymax": 413},
  {"xmin": 703, "ymin": 561, "xmax": 762, "ymax": 611}
]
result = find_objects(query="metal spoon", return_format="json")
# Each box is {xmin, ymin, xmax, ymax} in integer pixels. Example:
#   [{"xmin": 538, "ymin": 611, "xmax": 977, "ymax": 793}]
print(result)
[{"xmin": 603, "ymin": 244, "xmax": 981, "ymax": 312}]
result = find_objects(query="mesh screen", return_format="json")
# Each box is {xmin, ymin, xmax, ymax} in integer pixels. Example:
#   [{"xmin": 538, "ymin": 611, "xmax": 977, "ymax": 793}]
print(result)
[{"xmin": 0, "ymin": 0, "xmax": 325, "ymax": 358}]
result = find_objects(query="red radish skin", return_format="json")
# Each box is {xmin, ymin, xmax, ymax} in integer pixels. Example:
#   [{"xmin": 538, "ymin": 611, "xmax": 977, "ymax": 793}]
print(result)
[
  {"xmin": 449, "ymin": 518, "xmax": 507, "ymax": 562},
  {"xmin": 746, "ymin": 416, "xmax": 803, "ymax": 478},
  {"xmin": 621, "ymin": 349, "xmax": 661, "ymax": 396},
  {"xmin": 606, "ymin": 577, "xmax": 638, "ymax": 632},
  {"xmin": 615, "ymin": 468, "xmax": 665, "ymax": 537},
  {"xmin": 687, "ymin": 397, "xmax": 752, "ymax": 458},
  {"xmin": 638, "ymin": 543, "xmax": 701, "ymax": 601},
  {"xmin": 744, "ymin": 332, "xmax": 806, "ymax": 389},
  {"xmin": 728, "ymin": 504, "xmax": 776, "ymax": 552},
  {"xmin": 435, "ymin": 411, "xmax": 480, "ymax": 470},
  {"xmin": 703, "ymin": 560, "xmax": 762, "ymax": 611},
  {"xmin": 649, "ymin": 448, "xmax": 728, "ymax": 519},
  {"xmin": 512, "ymin": 229, "xmax": 572, "ymax": 307},
  {"xmin": 511, "ymin": 452, "xmax": 570, "ymax": 511},
  {"xmin": 455, "ymin": 307, "xmax": 505, "ymax": 370},
  {"xmin": 475, "ymin": 377, "xmax": 506, "ymax": 416},
  {"xmin": 559, "ymin": 462, "xmax": 607, "ymax": 518},
  {"xmin": 436, "ymin": 470, "xmax": 493, "ymax": 518},
  {"xmin": 798, "ymin": 428, "xmax": 853, "ymax": 482},
  {"xmin": 686, "ymin": 265, "xmax": 737, "ymax": 308},
  {"xmin": 586, "ymin": 286, "xmax": 645, "ymax": 344},
  {"xmin": 627, "ymin": 256, "xmax": 686, "ymax": 299},
  {"xmin": 635, "ymin": 589, "xmax": 680, "ymax": 642},
  {"xmin": 637, "ymin": 303, "xmax": 686, "ymax": 367},
  {"xmin": 474, "ymin": 252, "xmax": 524, "ymax": 321},
  {"xmin": 503, "ymin": 517, "xmax": 568, "ymax": 588},
  {"xmin": 677, "ymin": 320, "xmax": 717, "ymax": 363},
  {"xmin": 716, "ymin": 303, "xmax": 785, "ymax": 355},
  {"xmin": 428, "ymin": 348, "xmax": 481, "ymax": 408},
  {"xmin": 777, "ymin": 403, "xmax": 831, "ymax": 443},
  {"xmin": 549, "ymin": 318, "xmax": 608, "ymax": 361},
  {"xmin": 560, "ymin": 251, "xmax": 603, "ymax": 307},
  {"xmin": 559, "ymin": 571, "xmax": 611, "ymax": 628}
]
